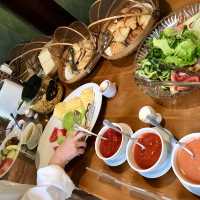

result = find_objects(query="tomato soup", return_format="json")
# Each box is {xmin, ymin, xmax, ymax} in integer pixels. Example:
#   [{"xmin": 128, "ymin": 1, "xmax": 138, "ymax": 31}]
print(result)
[
  {"xmin": 177, "ymin": 139, "xmax": 200, "ymax": 184},
  {"xmin": 99, "ymin": 128, "xmax": 122, "ymax": 158},
  {"xmin": 133, "ymin": 133, "xmax": 162, "ymax": 169}
]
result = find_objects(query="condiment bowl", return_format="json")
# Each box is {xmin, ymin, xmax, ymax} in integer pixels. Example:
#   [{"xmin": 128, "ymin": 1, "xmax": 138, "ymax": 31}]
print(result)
[
  {"xmin": 0, "ymin": 133, "xmax": 21, "ymax": 178},
  {"xmin": 172, "ymin": 133, "xmax": 200, "ymax": 196},
  {"xmin": 126, "ymin": 127, "xmax": 172, "ymax": 178},
  {"xmin": 95, "ymin": 123, "xmax": 132, "ymax": 166}
]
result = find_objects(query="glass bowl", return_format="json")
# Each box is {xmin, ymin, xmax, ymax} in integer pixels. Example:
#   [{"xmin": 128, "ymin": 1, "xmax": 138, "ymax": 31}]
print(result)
[{"xmin": 134, "ymin": 3, "xmax": 200, "ymax": 109}]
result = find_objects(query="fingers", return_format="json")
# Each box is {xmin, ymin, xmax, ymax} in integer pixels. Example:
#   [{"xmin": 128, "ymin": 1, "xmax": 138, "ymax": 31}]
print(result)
[
  {"xmin": 74, "ymin": 132, "xmax": 86, "ymax": 141},
  {"xmin": 77, "ymin": 148, "xmax": 85, "ymax": 155},
  {"xmin": 76, "ymin": 141, "xmax": 87, "ymax": 148}
]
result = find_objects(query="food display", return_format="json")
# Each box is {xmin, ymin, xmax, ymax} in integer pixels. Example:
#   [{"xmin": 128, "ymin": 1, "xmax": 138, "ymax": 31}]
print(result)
[
  {"xmin": 4, "ymin": 1, "xmax": 200, "ymax": 199},
  {"xmin": 61, "ymin": 39, "xmax": 95, "ymax": 82},
  {"xmin": 135, "ymin": 5, "xmax": 200, "ymax": 107},
  {"xmin": 136, "ymin": 13, "xmax": 200, "ymax": 93},
  {"xmin": 133, "ymin": 132, "xmax": 162, "ymax": 169},
  {"xmin": 19, "ymin": 75, "xmax": 63, "ymax": 114},
  {"xmin": 22, "ymin": 122, "xmax": 43, "ymax": 150},
  {"xmin": 37, "ymin": 83, "xmax": 102, "ymax": 167},
  {"xmin": 89, "ymin": 0, "xmax": 159, "ymax": 60},
  {"xmin": 0, "ymin": 136, "xmax": 20, "ymax": 176},
  {"xmin": 8, "ymin": 36, "xmax": 51, "ymax": 82},
  {"xmin": 52, "ymin": 88, "xmax": 94, "ymax": 143},
  {"xmin": 99, "ymin": 128, "xmax": 122, "ymax": 158},
  {"xmin": 38, "ymin": 41, "xmax": 62, "ymax": 77},
  {"xmin": 30, "ymin": 77, "xmax": 63, "ymax": 114},
  {"xmin": 54, "ymin": 22, "xmax": 98, "ymax": 84},
  {"xmin": 49, "ymin": 128, "xmax": 67, "ymax": 147},
  {"xmin": 8, "ymin": 22, "xmax": 98, "ymax": 84}
]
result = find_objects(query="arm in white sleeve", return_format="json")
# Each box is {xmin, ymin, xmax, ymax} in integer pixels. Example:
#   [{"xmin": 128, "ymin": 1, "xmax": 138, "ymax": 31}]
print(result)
[{"xmin": 21, "ymin": 165, "xmax": 75, "ymax": 200}]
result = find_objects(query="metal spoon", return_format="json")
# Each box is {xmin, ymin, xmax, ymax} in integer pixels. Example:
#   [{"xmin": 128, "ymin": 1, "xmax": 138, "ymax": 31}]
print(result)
[
  {"xmin": 74, "ymin": 124, "xmax": 108, "ymax": 141},
  {"xmin": 10, "ymin": 113, "xmax": 22, "ymax": 130},
  {"xmin": 146, "ymin": 115, "xmax": 195, "ymax": 159},
  {"xmin": 103, "ymin": 119, "xmax": 146, "ymax": 150}
]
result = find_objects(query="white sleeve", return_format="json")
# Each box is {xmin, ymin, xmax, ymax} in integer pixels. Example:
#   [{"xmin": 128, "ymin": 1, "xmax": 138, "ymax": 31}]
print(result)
[{"xmin": 21, "ymin": 165, "xmax": 75, "ymax": 200}]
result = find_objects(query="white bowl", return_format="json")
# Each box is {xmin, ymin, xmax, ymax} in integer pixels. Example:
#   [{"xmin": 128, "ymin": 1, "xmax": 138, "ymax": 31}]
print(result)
[
  {"xmin": 126, "ymin": 127, "xmax": 171, "ymax": 178},
  {"xmin": 95, "ymin": 123, "xmax": 131, "ymax": 166},
  {"xmin": 0, "ymin": 133, "xmax": 21, "ymax": 178},
  {"xmin": 172, "ymin": 133, "xmax": 200, "ymax": 196}
]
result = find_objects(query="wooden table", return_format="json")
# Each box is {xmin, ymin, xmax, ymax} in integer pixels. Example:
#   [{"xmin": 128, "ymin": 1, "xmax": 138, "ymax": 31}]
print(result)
[{"xmin": 4, "ymin": 0, "xmax": 200, "ymax": 199}]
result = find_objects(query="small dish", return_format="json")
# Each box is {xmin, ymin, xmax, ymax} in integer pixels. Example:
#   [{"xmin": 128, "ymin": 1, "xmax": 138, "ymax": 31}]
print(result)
[
  {"xmin": 100, "ymin": 80, "xmax": 117, "ymax": 98},
  {"xmin": 172, "ymin": 133, "xmax": 200, "ymax": 196},
  {"xmin": 0, "ymin": 133, "xmax": 21, "ymax": 178},
  {"xmin": 95, "ymin": 123, "xmax": 132, "ymax": 166},
  {"xmin": 126, "ymin": 127, "xmax": 172, "ymax": 178},
  {"xmin": 21, "ymin": 122, "xmax": 43, "ymax": 150}
]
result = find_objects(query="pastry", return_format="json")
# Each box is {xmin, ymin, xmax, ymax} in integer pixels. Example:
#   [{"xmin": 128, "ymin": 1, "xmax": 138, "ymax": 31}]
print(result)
[
  {"xmin": 126, "ymin": 26, "xmax": 143, "ymax": 44},
  {"xmin": 124, "ymin": 17, "xmax": 137, "ymax": 30},
  {"xmin": 138, "ymin": 14, "xmax": 151, "ymax": 29},
  {"xmin": 113, "ymin": 27, "xmax": 130, "ymax": 42},
  {"xmin": 110, "ymin": 42, "xmax": 126, "ymax": 55}
]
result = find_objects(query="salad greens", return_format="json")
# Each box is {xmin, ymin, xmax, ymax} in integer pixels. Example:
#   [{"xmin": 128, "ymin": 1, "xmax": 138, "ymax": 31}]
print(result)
[{"xmin": 136, "ymin": 14, "xmax": 200, "ymax": 81}]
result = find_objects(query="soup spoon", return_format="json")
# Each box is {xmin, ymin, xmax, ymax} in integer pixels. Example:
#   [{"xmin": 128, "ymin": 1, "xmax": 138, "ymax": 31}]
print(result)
[
  {"xmin": 146, "ymin": 115, "xmax": 195, "ymax": 159},
  {"xmin": 103, "ymin": 120, "xmax": 146, "ymax": 150}
]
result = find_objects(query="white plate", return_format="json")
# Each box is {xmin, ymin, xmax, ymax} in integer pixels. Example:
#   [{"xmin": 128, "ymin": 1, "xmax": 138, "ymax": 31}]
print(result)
[{"xmin": 37, "ymin": 83, "xmax": 102, "ymax": 168}]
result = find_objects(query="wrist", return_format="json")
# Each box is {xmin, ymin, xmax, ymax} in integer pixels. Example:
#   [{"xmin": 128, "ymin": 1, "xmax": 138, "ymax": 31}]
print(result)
[{"xmin": 49, "ymin": 155, "xmax": 69, "ymax": 168}]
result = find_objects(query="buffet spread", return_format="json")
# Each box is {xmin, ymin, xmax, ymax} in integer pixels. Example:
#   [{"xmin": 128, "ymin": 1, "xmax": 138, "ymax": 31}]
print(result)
[{"xmin": 0, "ymin": 0, "xmax": 200, "ymax": 199}]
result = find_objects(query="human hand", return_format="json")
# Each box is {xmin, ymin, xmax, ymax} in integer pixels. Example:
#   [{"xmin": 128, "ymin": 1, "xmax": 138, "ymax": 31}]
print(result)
[{"xmin": 49, "ymin": 132, "xmax": 87, "ymax": 168}]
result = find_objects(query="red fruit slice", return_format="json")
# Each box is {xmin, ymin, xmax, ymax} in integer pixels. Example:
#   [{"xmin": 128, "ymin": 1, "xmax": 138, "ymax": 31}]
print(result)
[
  {"xmin": 0, "ymin": 158, "xmax": 13, "ymax": 174},
  {"xmin": 49, "ymin": 128, "xmax": 58, "ymax": 143},
  {"xmin": 171, "ymin": 71, "xmax": 200, "ymax": 91},
  {"xmin": 57, "ymin": 129, "xmax": 67, "ymax": 137}
]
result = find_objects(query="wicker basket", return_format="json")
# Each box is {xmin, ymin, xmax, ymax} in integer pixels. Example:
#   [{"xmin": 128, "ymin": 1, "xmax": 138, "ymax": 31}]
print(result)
[{"xmin": 89, "ymin": 0, "xmax": 159, "ymax": 60}]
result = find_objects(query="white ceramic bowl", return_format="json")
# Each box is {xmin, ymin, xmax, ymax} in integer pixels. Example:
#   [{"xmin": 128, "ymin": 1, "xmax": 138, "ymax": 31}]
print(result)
[
  {"xmin": 99, "ymin": 80, "xmax": 117, "ymax": 98},
  {"xmin": 172, "ymin": 133, "xmax": 200, "ymax": 196},
  {"xmin": 95, "ymin": 123, "xmax": 131, "ymax": 166},
  {"xmin": 0, "ymin": 133, "xmax": 21, "ymax": 178},
  {"xmin": 126, "ymin": 127, "xmax": 170, "ymax": 178}
]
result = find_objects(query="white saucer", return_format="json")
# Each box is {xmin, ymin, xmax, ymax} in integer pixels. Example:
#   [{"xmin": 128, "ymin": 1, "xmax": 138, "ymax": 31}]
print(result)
[{"xmin": 139, "ymin": 148, "xmax": 172, "ymax": 178}]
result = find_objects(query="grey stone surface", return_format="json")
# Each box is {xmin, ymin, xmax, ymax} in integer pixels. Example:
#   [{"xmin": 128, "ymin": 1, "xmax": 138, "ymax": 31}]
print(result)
[
  {"xmin": 54, "ymin": 0, "xmax": 94, "ymax": 24},
  {"xmin": 0, "ymin": 6, "xmax": 42, "ymax": 63}
]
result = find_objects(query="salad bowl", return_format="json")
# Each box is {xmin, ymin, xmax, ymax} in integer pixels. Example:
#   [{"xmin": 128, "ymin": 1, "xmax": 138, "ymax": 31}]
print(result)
[{"xmin": 135, "ymin": 3, "xmax": 200, "ymax": 108}]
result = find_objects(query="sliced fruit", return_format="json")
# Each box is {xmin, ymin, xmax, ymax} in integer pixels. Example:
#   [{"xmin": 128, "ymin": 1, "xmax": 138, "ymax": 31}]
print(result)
[
  {"xmin": 49, "ymin": 128, "xmax": 58, "ymax": 143},
  {"xmin": 57, "ymin": 135, "xmax": 66, "ymax": 145},
  {"xmin": 57, "ymin": 129, "xmax": 67, "ymax": 137},
  {"xmin": 6, "ymin": 145, "xmax": 18, "ymax": 151},
  {"xmin": 7, "ymin": 150, "xmax": 17, "ymax": 159},
  {"xmin": 2, "ymin": 149, "xmax": 8, "ymax": 156},
  {"xmin": 0, "ymin": 158, "xmax": 13, "ymax": 173},
  {"xmin": 63, "ymin": 112, "xmax": 74, "ymax": 131}
]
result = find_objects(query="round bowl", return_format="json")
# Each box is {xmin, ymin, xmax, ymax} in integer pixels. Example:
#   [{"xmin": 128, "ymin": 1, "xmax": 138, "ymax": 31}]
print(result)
[
  {"xmin": 134, "ymin": 3, "xmax": 200, "ymax": 109},
  {"xmin": 172, "ymin": 133, "xmax": 200, "ymax": 196},
  {"xmin": 95, "ymin": 123, "xmax": 131, "ymax": 166},
  {"xmin": 126, "ymin": 127, "xmax": 170, "ymax": 178},
  {"xmin": 0, "ymin": 133, "xmax": 21, "ymax": 178}
]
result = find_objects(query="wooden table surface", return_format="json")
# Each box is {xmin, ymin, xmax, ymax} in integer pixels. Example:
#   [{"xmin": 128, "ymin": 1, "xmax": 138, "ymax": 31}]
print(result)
[{"xmin": 3, "ymin": 0, "xmax": 200, "ymax": 199}]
